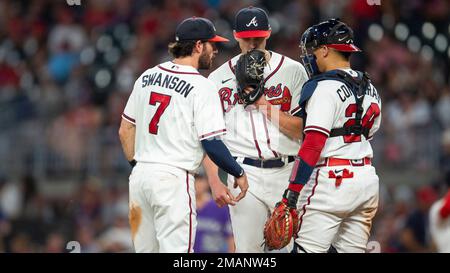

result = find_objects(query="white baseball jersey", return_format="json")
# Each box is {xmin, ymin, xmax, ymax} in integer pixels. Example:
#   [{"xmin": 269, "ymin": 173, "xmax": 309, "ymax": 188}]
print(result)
[
  {"xmin": 303, "ymin": 69, "xmax": 382, "ymax": 160},
  {"xmin": 122, "ymin": 61, "xmax": 226, "ymax": 172},
  {"xmin": 208, "ymin": 51, "xmax": 308, "ymax": 159},
  {"xmin": 429, "ymin": 196, "xmax": 450, "ymax": 252}
]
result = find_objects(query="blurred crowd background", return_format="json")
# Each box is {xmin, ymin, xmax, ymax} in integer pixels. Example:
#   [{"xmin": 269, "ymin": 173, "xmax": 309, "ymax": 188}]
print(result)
[{"xmin": 0, "ymin": 0, "xmax": 449, "ymax": 253}]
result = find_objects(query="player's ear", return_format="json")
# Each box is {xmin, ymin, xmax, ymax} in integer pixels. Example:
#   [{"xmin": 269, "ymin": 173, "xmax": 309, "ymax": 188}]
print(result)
[
  {"xmin": 194, "ymin": 40, "xmax": 204, "ymax": 54},
  {"xmin": 321, "ymin": 46, "xmax": 329, "ymax": 58}
]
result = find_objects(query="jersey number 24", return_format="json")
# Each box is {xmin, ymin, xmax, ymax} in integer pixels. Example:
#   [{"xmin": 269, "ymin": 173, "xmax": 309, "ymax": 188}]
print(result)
[
  {"xmin": 149, "ymin": 92, "xmax": 171, "ymax": 135},
  {"xmin": 343, "ymin": 102, "xmax": 380, "ymax": 143}
]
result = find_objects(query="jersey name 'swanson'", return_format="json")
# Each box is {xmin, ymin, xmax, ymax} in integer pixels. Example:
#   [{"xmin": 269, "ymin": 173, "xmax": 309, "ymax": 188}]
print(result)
[
  {"xmin": 122, "ymin": 62, "xmax": 226, "ymax": 172},
  {"xmin": 141, "ymin": 72, "xmax": 194, "ymax": 98}
]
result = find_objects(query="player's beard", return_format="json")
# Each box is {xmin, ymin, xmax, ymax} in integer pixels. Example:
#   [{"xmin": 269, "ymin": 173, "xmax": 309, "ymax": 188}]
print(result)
[{"xmin": 198, "ymin": 48, "xmax": 213, "ymax": 70}]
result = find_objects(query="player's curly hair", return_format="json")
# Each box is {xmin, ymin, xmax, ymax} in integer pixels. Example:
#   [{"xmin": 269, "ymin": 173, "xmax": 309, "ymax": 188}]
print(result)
[{"xmin": 168, "ymin": 40, "xmax": 201, "ymax": 58}]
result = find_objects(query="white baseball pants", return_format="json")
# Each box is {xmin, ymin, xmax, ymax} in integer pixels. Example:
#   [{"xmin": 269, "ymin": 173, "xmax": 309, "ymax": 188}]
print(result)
[
  {"xmin": 294, "ymin": 164, "xmax": 379, "ymax": 253},
  {"xmin": 227, "ymin": 160, "xmax": 295, "ymax": 253},
  {"xmin": 128, "ymin": 163, "xmax": 196, "ymax": 253}
]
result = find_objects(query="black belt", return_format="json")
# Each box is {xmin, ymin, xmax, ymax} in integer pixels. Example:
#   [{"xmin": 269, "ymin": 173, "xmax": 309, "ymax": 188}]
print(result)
[{"xmin": 234, "ymin": 156, "xmax": 296, "ymax": 168}]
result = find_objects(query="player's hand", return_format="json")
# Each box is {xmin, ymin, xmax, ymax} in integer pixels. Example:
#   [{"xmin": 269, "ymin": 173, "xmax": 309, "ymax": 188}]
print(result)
[
  {"xmin": 243, "ymin": 86, "xmax": 255, "ymax": 94},
  {"xmin": 209, "ymin": 177, "xmax": 236, "ymax": 207},
  {"xmin": 254, "ymin": 95, "xmax": 270, "ymax": 108},
  {"xmin": 233, "ymin": 173, "xmax": 249, "ymax": 202}
]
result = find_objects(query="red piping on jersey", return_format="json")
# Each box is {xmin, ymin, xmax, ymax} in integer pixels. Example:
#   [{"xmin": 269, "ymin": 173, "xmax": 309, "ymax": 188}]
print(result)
[
  {"xmin": 298, "ymin": 169, "xmax": 320, "ymax": 234},
  {"xmin": 122, "ymin": 113, "xmax": 135, "ymax": 123},
  {"xmin": 228, "ymin": 60, "xmax": 235, "ymax": 74},
  {"xmin": 304, "ymin": 125, "xmax": 331, "ymax": 136},
  {"xmin": 199, "ymin": 129, "xmax": 227, "ymax": 140},
  {"xmin": 249, "ymin": 111, "xmax": 263, "ymax": 159},
  {"xmin": 186, "ymin": 172, "xmax": 193, "ymax": 253},
  {"xmin": 157, "ymin": 65, "xmax": 200, "ymax": 75},
  {"xmin": 263, "ymin": 56, "xmax": 285, "ymax": 83},
  {"xmin": 262, "ymin": 115, "xmax": 279, "ymax": 158}
]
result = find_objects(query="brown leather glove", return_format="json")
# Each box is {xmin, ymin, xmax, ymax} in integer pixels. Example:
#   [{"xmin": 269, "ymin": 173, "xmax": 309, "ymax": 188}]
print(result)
[{"xmin": 263, "ymin": 191, "xmax": 300, "ymax": 250}]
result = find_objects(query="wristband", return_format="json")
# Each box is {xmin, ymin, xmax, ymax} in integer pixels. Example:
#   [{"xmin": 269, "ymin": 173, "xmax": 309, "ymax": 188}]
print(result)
[{"xmin": 129, "ymin": 159, "xmax": 137, "ymax": 167}]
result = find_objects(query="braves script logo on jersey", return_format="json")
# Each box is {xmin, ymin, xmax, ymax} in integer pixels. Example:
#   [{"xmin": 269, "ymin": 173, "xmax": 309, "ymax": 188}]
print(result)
[
  {"xmin": 246, "ymin": 17, "xmax": 258, "ymax": 27},
  {"xmin": 219, "ymin": 87, "xmax": 242, "ymax": 112},
  {"xmin": 219, "ymin": 84, "xmax": 291, "ymax": 112},
  {"xmin": 265, "ymin": 84, "xmax": 292, "ymax": 111}
]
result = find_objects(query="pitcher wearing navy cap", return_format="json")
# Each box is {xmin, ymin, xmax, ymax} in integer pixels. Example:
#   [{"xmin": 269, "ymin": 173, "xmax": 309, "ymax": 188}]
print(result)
[
  {"xmin": 120, "ymin": 16, "xmax": 249, "ymax": 253},
  {"xmin": 203, "ymin": 6, "xmax": 309, "ymax": 252},
  {"xmin": 234, "ymin": 6, "xmax": 271, "ymax": 39}
]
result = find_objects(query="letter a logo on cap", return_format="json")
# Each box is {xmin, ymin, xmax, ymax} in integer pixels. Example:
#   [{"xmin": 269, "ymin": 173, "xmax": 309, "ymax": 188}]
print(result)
[{"xmin": 246, "ymin": 16, "xmax": 258, "ymax": 27}]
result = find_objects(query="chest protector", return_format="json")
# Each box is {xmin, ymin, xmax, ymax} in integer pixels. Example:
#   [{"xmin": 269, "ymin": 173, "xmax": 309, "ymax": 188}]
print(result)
[{"xmin": 299, "ymin": 69, "xmax": 371, "ymax": 138}]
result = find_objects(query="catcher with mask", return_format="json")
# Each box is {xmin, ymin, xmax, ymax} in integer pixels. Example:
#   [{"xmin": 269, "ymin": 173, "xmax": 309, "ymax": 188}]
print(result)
[
  {"xmin": 204, "ymin": 6, "xmax": 308, "ymax": 253},
  {"xmin": 265, "ymin": 19, "xmax": 381, "ymax": 253}
]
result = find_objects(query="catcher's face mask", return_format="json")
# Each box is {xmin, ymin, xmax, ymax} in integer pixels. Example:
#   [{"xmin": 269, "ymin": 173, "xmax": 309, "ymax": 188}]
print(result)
[
  {"xmin": 299, "ymin": 28, "xmax": 320, "ymax": 78},
  {"xmin": 299, "ymin": 45, "xmax": 320, "ymax": 78}
]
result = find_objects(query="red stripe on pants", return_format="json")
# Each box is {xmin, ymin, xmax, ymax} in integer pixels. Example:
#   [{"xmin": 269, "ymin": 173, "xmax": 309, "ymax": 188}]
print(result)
[
  {"xmin": 185, "ymin": 172, "xmax": 193, "ymax": 253},
  {"xmin": 298, "ymin": 169, "xmax": 320, "ymax": 233}
]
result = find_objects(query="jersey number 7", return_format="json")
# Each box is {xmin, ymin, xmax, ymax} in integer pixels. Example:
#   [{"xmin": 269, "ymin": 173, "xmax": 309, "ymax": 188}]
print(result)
[
  {"xmin": 343, "ymin": 102, "xmax": 380, "ymax": 143},
  {"xmin": 149, "ymin": 92, "xmax": 172, "ymax": 135}
]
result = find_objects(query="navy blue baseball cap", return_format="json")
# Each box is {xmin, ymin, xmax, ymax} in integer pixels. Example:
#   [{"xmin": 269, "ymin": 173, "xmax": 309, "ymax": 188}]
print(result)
[
  {"xmin": 234, "ymin": 6, "xmax": 271, "ymax": 38},
  {"xmin": 175, "ymin": 17, "xmax": 229, "ymax": 42}
]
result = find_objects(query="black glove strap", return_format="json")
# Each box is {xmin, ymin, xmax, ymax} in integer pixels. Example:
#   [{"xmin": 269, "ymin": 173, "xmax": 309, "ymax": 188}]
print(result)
[{"xmin": 283, "ymin": 189, "xmax": 299, "ymax": 209}]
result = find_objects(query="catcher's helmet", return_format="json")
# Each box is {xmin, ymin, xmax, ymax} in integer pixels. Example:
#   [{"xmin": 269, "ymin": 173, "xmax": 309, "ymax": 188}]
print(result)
[{"xmin": 300, "ymin": 19, "xmax": 361, "ymax": 77}]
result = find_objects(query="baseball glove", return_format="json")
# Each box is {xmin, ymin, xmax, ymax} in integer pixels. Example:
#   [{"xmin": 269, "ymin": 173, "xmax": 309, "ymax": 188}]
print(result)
[
  {"xmin": 234, "ymin": 49, "xmax": 267, "ymax": 106},
  {"xmin": 263, "ymin": 201, "xmax": 299, "ymax": 250}
]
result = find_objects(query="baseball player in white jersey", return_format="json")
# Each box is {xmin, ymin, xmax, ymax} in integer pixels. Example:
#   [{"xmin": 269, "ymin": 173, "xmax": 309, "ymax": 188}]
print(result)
[
  {"xmin": 203, "ymin": 7, "xmax": 308, "ymax": 252},
  {"xmin": 119, "ymin": 17, "xmax": 248, "ymax": 253},
  {"xmin": 273, "ymin": 19, "xmax": 382, "ymax": 253},
  {"xmin": 429, "ymin": 174, "xmax": 450, "ymax": 252}
]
